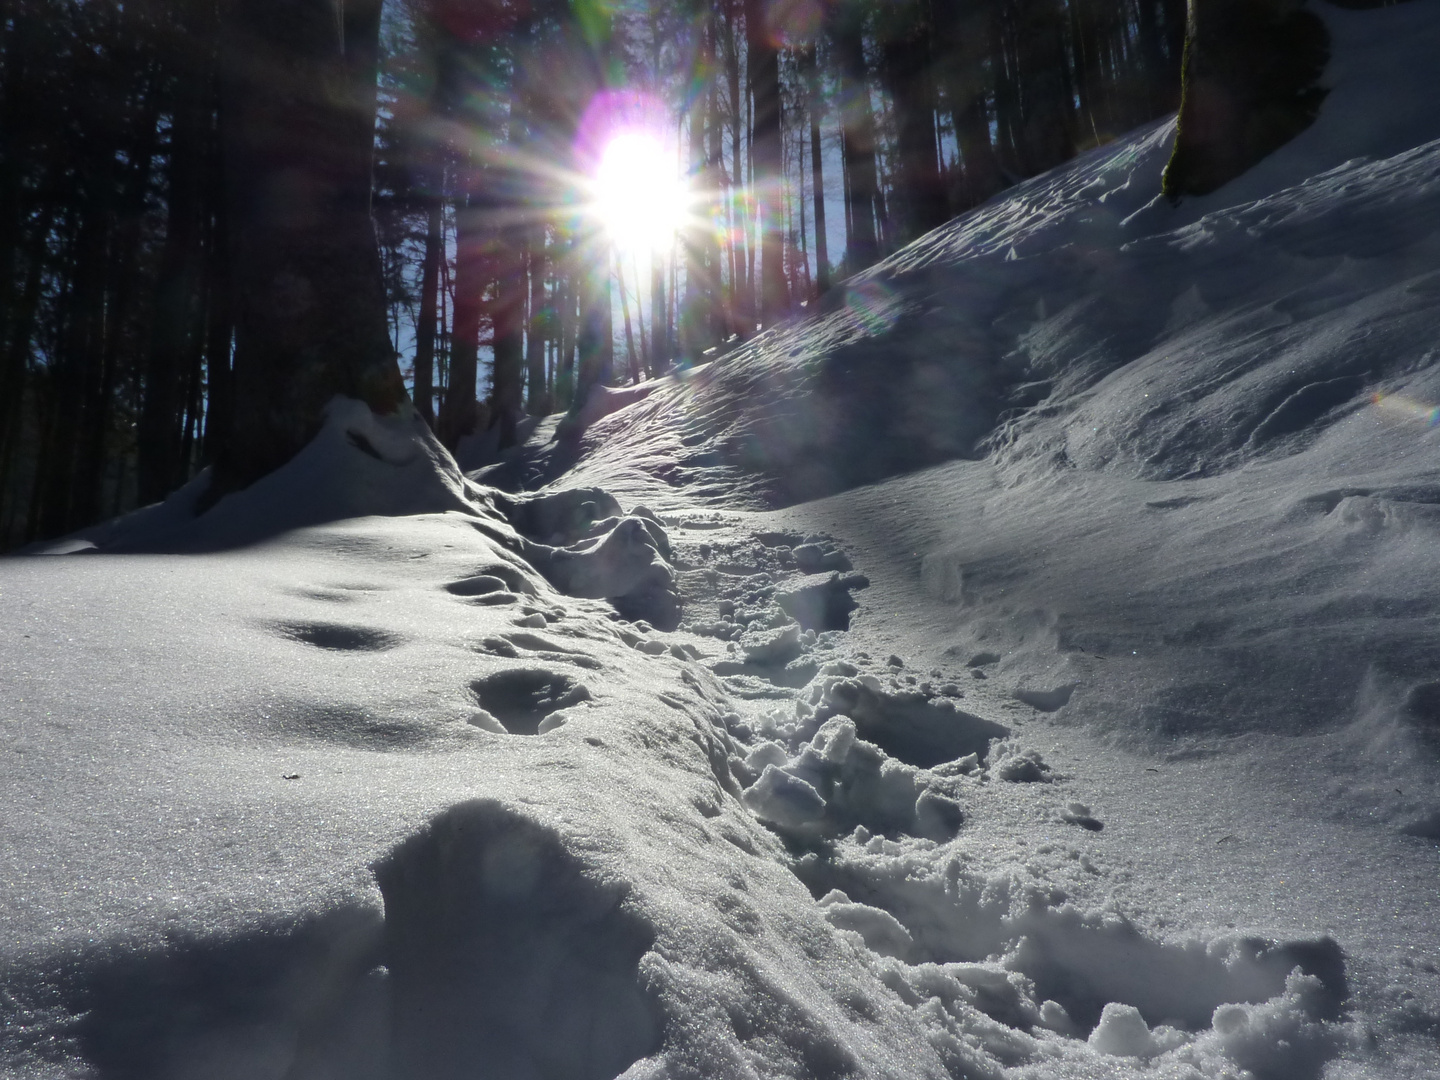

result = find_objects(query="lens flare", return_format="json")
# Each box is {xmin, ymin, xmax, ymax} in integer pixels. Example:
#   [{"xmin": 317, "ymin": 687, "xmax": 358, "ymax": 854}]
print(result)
[
  {"xmin": 575, "ymin": 90, "xmax": 691, "ymax": 255},
  {"xmin": 592, "ymin": 130, "xmax": 688, "ymax": 252},
  {"xmin": 843, "ymin": 281, "xmax": 902, "ymax": 336},
  {"xmin": 1373, "ymin": 392, "xmax": 1440, "ymax": 427}
]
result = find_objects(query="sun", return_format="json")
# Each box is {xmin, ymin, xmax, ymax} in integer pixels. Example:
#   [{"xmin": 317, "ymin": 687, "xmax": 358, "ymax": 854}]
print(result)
[{"xmin": 591, "ymin": 130, "xmax": 688, "ymax": 254}]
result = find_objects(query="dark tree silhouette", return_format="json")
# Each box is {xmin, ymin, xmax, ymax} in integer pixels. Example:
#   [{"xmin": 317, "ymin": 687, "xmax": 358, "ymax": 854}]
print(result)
[
  {"xmin": 211, "ymin": 0, "xmax": 405, "ymax": 498},
  {"xmin": 1, "ymin": 0, "xmax": 1221, "ymax": 549},
  {"xmin": 1163, "ymin": 0, "xmax": 1330, "ymax": 198}
]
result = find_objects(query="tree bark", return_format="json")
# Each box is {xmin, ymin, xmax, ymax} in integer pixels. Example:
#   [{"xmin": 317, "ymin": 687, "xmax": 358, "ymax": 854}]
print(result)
[
  {"xmin": 0, "ymin": 4, "xmax": 35, "ymax": 369},
  {"xmin": 1163, "ymin": 0, "xmax": 1329, "ymax": 198},
  {"xmin": 0, "ymin": 204, "xmax": 53, "ymax": 486},
  {"xmin": 571, "ymin": 243, "xmax": 613, "ymax": 415},
  {"xmin": 832, "ymin": 13, "xmax": 879, "ymax": 272},
  {"xmin": 650, "ymin": 255, "xmax": 666, "ymax": 374},
  {"xmin": 745, "ymin": 0, "xmax": 787, "ymax": 325},
  {"xmin": 491, "ymin": 215, "xmax": 525, "ymax": 446},
  {"xmin": 413, "ymin": 196, "xmax": 442, "ymax": 425},
  {"xmin": 38, "ymin": 202, "xmax": 106, "ymax": 538},
  {"xmin": 555, "ymin": 253, "xmax": 575, "ymax": 409},
  {"xmin": 440, "ymin": 192, "xmax": 486, "ymax": 447},
  {"xmin": 1014, "ymin": 0, "xmax": 1075, "ymax": 175},
  {"xmin": 525, "ymin": 224, "xmax": 548, "ymax": 412},
  {"xmin": 489, "ymin": 138, "xmax": 526, "ymax": 448},
  {"xmin": 201, "ymin": 150, "xmax": 234, "ymax": 466},
  {"xmin": 799, "ymin": 45, "xmax": 830, "ymax": 295},
  {"xmin": 139, "ymin": 62, "xmax": 208, "ymax": 505},
  {"xmin": 212, "ymin": 0, "xmax": 404, "ymax": 497},
  {"xmin": 878, "ymin": 1, "xmax": 948, "ymax": 245},
  {"xmin": 617, "ymin": 250, "xmax": 640, "ymax": 383},
  {"xmin": 681, "ymin": 30, "xmax": 722, "ymax": 358},
  {"xmin": 720, "ymin": 8, "xmax": 750, "ymax": 328}
]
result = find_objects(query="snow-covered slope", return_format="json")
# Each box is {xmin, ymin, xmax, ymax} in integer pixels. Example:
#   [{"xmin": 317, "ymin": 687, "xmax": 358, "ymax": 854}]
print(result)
[
  {"xmin": 554, "ymin": 0, "xmax": 1440, "ymax": 749},
  {"xmin": 5, "ymin": 3, "xmax": 1440, "ymax": 1078}
]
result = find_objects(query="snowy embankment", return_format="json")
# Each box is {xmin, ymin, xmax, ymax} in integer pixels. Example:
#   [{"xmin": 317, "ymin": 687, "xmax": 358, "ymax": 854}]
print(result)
[{"xmin": 5, "ymin": 2, "xmax": 1440, "ymax": 1078}]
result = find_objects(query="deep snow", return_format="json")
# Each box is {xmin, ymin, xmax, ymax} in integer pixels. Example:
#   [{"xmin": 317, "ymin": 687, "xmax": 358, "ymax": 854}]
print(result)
[{"xmin": 5, "ymin": 2, "xmax": 1440, "ymax": 1077}]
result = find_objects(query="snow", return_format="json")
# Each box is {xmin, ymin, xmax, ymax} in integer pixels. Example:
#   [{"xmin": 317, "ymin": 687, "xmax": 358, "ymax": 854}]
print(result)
[{"xmin": 5, "ymin": 2, "xmax": 1440, "ymax": 1077}]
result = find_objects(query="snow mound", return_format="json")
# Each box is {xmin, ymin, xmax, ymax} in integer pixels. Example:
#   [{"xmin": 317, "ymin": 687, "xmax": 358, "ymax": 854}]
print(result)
[
  {"xmin": 376, "ymin": 801, "xmax": 660, "ymax": 1080},
  {"xmin": 52, "ymin": 398, "xmax": 480, "ymax": 553}
]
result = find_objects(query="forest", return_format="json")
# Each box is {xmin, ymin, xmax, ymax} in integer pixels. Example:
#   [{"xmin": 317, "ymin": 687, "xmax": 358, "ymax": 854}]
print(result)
[{"xmin": 0, "ymin": 0, "xmax": 1197, "ymax": 552}]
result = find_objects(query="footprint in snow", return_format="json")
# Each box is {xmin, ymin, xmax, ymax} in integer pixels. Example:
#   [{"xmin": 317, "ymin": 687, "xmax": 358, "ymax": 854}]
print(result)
[
  {"xmin": 469, "ymin": 668, "xmax": 593, "ymax": 736},
  {"xmin": 269, "ymin": 620, "xmax": 403, "ymax": 652}
]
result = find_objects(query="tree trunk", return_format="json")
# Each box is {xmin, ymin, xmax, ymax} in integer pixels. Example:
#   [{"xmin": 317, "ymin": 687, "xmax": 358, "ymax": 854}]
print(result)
[
  {"xmin": 1161, "ymin": 0, "xmax": 1188, "ymax": 106},
  {"xmin": 491, "ymin": 221, "xmax": 524, "ymax": 446},
  {"xmin": 0, "ymin": 204, "xmax": 53, "ymax": 485},
  {"xmin": 139, "ymin": 64, "xmax": 208, "ymax": 505},
  {"xmin": 795, "ymin": 125, "xmax": 811, "ymax": 297},
  {"xmin": 525, "ymin": 225, "xmax": 547, "ymax": 412},
  {"xmin": 201, "ymin": 147, "xmax": 234, "ymax": 466},
  {"xmin": 745, "ymin": 0, "xmax": 787, "ymax": 325},
  {"xmin": 74, "ymin": 83, "xmax": 159, "ymax": 526},
  {"xmin": 989, "ymin": 5, "xmax": 1023, "ymax": 176},
  {"xmin": 490, "ymin": 30, "xmax": 533, "ymax": 449},
  {"xmin": 616, "ymin": 250, "xmax": 639, "ymax": 383},
  {"xmin": 1163, "ymin": 0, "xmax": 1329, "ymax": 198},
  {"xmin": 490, "ymin": 144, "xmax": 526, "ymax": 449},
  {"xmin": 212, "ymin": 0, "xmax": 404, "ymax": 497},
  {"xmin": 650, "ymin": 255, "xmax": 666, "ymax": 374},
  {"xmin": 440, "ymin": 193, "xmax": 485, "ymax": 446},
  {"xmin": 721, "ymin": 9, "xmax": 750, "ymax": 328},
  {"xmin": 832, "ymin": 15, "xmax": 879, "ymax": 272},
  {"xmin": 1136, "ymin": 0, "xmax": 1169, "ymax": 114},
  {"xmin": 1067, "ymin": 0, "xmax": 1105, "ymax": 141},
  {"xmin": 414, "ymin": 196, "xmax": 442, "ymax": 425},
  {"xmin": 1014, "ymin": 0, "xmax": 1075, "ymax": 175},
  {"xmin": 878, "ymin": 1, "xmax": 948, "ymax": 245},
  {"xmin": 555, "ymin": 256, "xmax": 575, "ymax": 410},
  {"xmin": 572, "ymin": 245, "xmax": 612, "ymax": 415},
  {"xmin": 799, "ymin": 45, "xmax": 830, "ymax": 295},
  {"xmin": 39, "ymin": 204, "xmax": 106, "ymax": 538},
  {"xmin": 0, "ymin": 4, "xmax": 35, "ymax": 369},
  {"xmin": 681, "ymin": 35, "xmax": 722, "ymax": 358}
]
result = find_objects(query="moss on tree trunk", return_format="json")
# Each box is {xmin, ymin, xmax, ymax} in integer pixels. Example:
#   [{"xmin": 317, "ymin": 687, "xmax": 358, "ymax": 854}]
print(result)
[{"xmin": 1162, "ymin": 0, "xmax": 1330, "ymax": 199}]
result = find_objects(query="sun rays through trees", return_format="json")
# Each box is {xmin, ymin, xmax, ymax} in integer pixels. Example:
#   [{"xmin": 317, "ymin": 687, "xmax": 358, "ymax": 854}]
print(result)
[{"xmin": 0, "ymin": 0, "xmax": 1191, "ymax": 550}]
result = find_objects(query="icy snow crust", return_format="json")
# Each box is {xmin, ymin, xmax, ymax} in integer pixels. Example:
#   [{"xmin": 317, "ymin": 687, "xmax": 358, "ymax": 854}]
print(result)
[{"xmin": 5, "ymin": 3, "xmax": 1440, "ymax": 1077}]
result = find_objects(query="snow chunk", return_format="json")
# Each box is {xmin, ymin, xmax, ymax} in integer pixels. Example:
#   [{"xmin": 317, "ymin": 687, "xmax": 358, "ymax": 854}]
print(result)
[
  {"xmin": 815, "ymin": 676, "xmax": 1008, "ymax": 769},
  {"xmin": 1087, "ymin": 1001, "xmax": 1158, "ymax": 1057},
  {"xmin": 1198, "ymin": 970, "xmax": 1345, "ymax": 1079},
  {"xmin": 818, "ymin": 891, "xmax": 915, "ymax": 959},
  {"xmin": 990, "ymin": 742, "xmax": 1055, "ymax": 783},
  {"xmin": 741, "ymin": 764, "xmax": 827, "ymax": 830}
]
